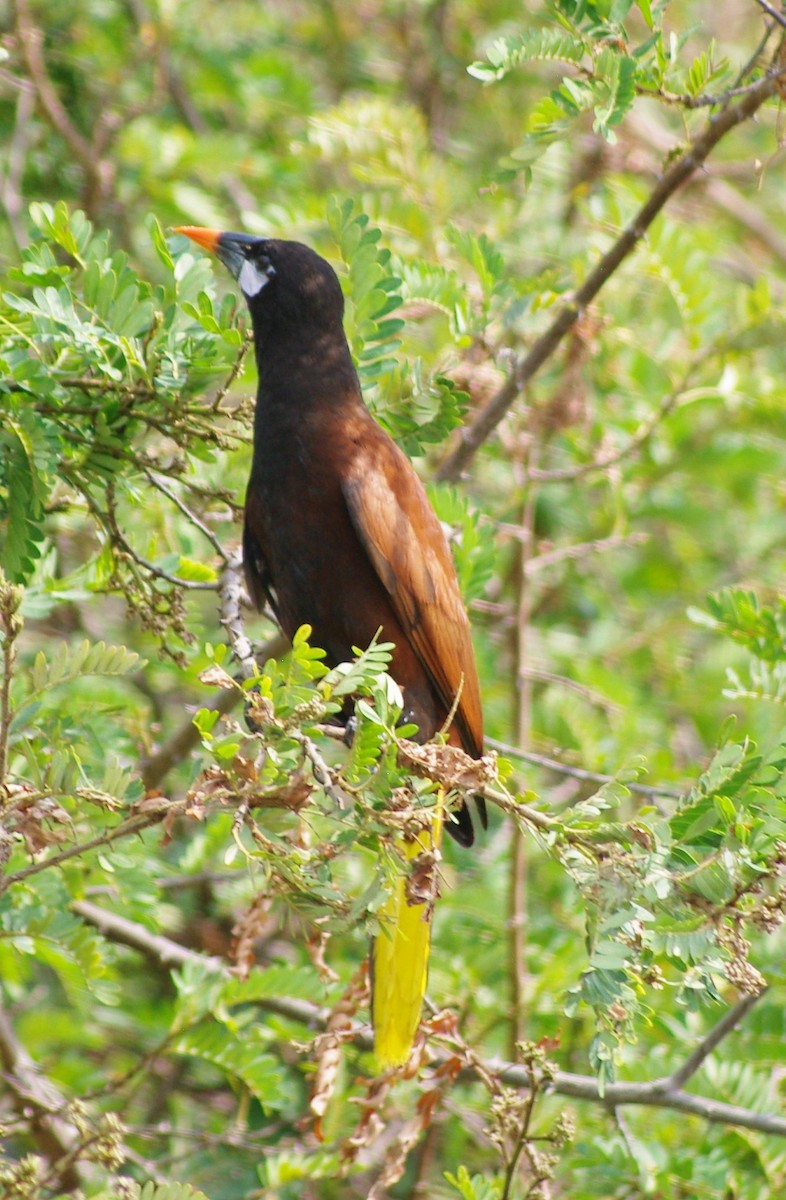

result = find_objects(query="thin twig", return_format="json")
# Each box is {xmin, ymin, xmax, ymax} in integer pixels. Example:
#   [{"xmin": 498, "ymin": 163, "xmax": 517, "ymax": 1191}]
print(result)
[
  {"xmin": 436, "ymin": 64, "xmax": 785, "ymax": 482},
  {"xmin": 510, "ymin": 442, "xmax": 539, "ymax": 1054},
  {"xmin": 13, "ymin": 0, "xmax": 114, "ymax": 216},
  {"xmin": 753, "ymin": 0, "xmax": 786, "ymax": 32},
  {"xmin": 611, "ymin": 1106, "xmax": 639, "ymax": 1160},
  {"xmin": 667, "ymin": 989, "xmax": 767, "ymax": 1090},
  {"xmin": 210, "ymin": 329, "xmax": 254, "ymax": 412},
  {"xmin": 144, "ymin": 470, "xmax": 229, "ymax": 562},
  {"xmin": 485, "ymin": 737, "xmax": 683, "ymax": 799},
  {"xmin": 57, "ymin": 377, "xmax": 158, "ymax": 396},
  {"xmin": 634, "ymin": 79, "xmax": 774, "ymax": 109},
  {"xmin": 622, "ymin": 20, "xmax": 774, "ymax": 108},
  {"xmin": 0, "ymin": 579, "xmax": 23, "ymax": 794},
  {"xmin": 290, "ymin": 730, "xmax": 347, "ymax": 810},
  {"xmin": 527, "ymin": 378, "xmax": 693, "ymax": 483},
  {"xmin": 0, "ymin": 805, "xmax": 172, "ymax": 893},
  {"xmin": 101, "ymin": 484, "xmax": 218, "ymax": 591},
  {"xmin": 0, "ymin": 999, "xmax": 85, "ymax": 1191},
  {"xmin": 1, "ymin": 78, "xmax": 35, "ymax": 251},
  {"xmin": 501, "ymin": 1075, "xmax": 538, "ymax": 1200},
  {"xmin": 112, "ymin": 533, "xmax": 217, "ymax": 590},
  {"xmin": 625, "ymin": 107, "xmax": 786, "ymax": 266},
  {"xmin": 140, "ymin": 632, "xmax": 288, "ymax": 790},
  {"xmin": 519, "ymin": 666, "xmax": 622, "ymax": 715},
  {"xmin": 632, "ymin": 21, "xmax": 776, "ymax": 110},
  {"xmin": 481, "ymin": 784, "xmax": 561, "ymax": 835},
  {"xmin": 524, "ymin": 532, "xmax": 647, "ymax": 576},
  {"xmin": 734, "ymin": 22, "xmax": 779, "ymax": 89}
]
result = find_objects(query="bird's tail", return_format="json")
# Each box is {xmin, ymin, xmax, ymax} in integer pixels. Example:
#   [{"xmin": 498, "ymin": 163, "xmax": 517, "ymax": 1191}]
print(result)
[{"xmin": 371, "ymin": 796, "xmax": 443, "ymax": 1070}]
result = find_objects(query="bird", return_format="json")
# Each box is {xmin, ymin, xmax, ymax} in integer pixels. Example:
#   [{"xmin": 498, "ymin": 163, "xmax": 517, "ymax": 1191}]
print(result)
[{"xmin": 176, "ymin": 225, "xmax": 485, "ymax": 1067}]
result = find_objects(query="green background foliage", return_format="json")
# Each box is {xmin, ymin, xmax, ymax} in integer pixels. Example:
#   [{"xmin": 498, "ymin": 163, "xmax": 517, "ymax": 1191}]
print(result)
[{"xmin": 3, "ymin": 0, "xmax": 786, "ymax": 1196}]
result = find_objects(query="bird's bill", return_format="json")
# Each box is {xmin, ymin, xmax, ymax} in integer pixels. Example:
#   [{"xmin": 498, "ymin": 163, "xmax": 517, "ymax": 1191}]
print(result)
[{"xmin": 175, "ymin": 226, "xmax": 261, "ymax": 282}]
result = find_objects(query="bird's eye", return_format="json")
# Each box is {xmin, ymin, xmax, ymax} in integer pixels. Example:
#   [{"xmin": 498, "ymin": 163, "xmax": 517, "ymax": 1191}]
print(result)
[{"xmin": 238, "ymin": 256, "xmax": 275, "ymax": 297}]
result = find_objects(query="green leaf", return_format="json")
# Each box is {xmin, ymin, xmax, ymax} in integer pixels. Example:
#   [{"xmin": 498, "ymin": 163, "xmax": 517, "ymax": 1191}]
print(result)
[
  {"xmin": 1, "ymin": 423, "xmax": 46, "ymax": 582},
  {"xmin": 445, "ymin": 1165, "xmax": 503, "ymax": 1199},
  {"xmin": 172, "ymin": 1021, "xmax": 284, "ymax": 1107},
  {"xmin": 468, "ymin": 28, "xmax": 585, "ymax": 83},
  {"xmin": 137, "ymin": 1185, "xmax": 213, "ymax": 1200},
  {"xmin": 13, "ymin": 640, "xmax": 144, "ymax": 729},
  {"xmin": 322, "ymin": 630, "xmax": 394, "ymax": 698},
  {"xmin": 327, "ymin": 198, "xmax": 403, "ymax": 388},
  {"xmin": 173, "ymin": 556, "xmax": 218, "ymax": 583}
]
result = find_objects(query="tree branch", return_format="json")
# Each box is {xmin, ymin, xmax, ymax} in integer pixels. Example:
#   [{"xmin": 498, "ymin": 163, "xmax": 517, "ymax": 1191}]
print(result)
[
  {"xmin": 485, "ymin": 737, "xmax": 682, "ymax": 799},
  {"xmin": 144, "ymin": 470, "xmax": 230, "ymax": 563},
  {"xmin": 72, "ymin": 901, "xmax": 783, "ymax": 1137},
  {"xmin": 71, "ymin": 900, "xmax": 327, "ymax": 1029},
  {"xmin": 13, "ymin": 0, "xmax": 115, "ymax": 215},
  {"xmin": 101, "ymin": 484, "xmax": 218, "ymax": 592},
  {"xmin": 0, "ymin": 578, "xmax": 23, "ymax": 796},
  {"xmin": 753, "ymin": 0, "xmax": 786, "ymax": 32},
  {"xmin": 667, "ymin": 989, "xmax": 766, "ymax": 1090},
  {"xmin": 219, "ymin": 549, "xmax": 260, "ymax": 679},
  {"xmin": 436, "ymin": 65, "xmax": 784, "ymax": 483},
  {"xmin": 0, "ymin": 1000, "xmax": 85, "ymax": 1191},
  {"xmin": 72, "ymin": 899, "xmax": 226, "ymax": 972},
  {"xmin": 140, "ymin": 632, "xmax": 287, "ymax": 790},
  {"xmin": 0, "ymin": 76, "xmax": 35, "ymax": 251},
  {"xmin": 0, "ymin": 805, "xmax": 172, "ymax": 893},
  {"xmin": 544, "ymin": 1059, "xmax": 786, "ymax": 1137},
  {"xmin": 524, "ymin": 531, "xmax": 647, "ymax": 576}
]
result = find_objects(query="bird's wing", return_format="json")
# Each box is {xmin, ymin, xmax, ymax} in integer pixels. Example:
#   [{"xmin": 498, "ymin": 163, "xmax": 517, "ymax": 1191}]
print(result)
[{"xmin": 341, "ymin": 434, "xmax": 483, "ymax": 758}]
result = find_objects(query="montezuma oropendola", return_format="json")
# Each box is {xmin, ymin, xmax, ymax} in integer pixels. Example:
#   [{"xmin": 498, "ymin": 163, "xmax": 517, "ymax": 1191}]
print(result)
[{"xmin": 176, "ymin": 225, "xmax": 485, "ymax": 1067}]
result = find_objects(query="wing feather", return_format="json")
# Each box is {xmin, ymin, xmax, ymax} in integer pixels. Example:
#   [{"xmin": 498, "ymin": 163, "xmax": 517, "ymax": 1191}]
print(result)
[{"xmin": 342, "ymin": 437, "xmax": 483, "ymax": 758}]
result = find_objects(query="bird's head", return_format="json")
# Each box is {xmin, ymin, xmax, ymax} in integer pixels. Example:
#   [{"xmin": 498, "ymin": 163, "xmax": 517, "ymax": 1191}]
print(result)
[{"xmin": 175, "ymin": 227, "xmax": 345, "ymax": 338}]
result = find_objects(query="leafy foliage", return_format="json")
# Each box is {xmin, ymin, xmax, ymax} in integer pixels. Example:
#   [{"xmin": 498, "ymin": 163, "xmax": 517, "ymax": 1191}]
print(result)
[{"xmin": 2, "ymin": 1, "xmax": 786, "ymax": 1198}]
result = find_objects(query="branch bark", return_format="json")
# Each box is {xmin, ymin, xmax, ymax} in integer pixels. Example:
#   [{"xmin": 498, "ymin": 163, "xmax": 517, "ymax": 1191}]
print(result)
[
  {"xmin": 71, "ymin": 900, "xmax": 327, "ymax": 1029},
  {"xmin": 510, "ymin": 444, "xmax": 539, "ymax": 1054},
  {"xmin": 485, "ymin": 736, "xmax": 682, "ymax": 799},
  {"xmin": 667, "ymin": 990, "xmax": 765, "ymax": 1090},
  {"xmin": 0, "ymin": 76, "xmax": 35, "ymax": 251},
  {"xmin": 13, "ymin": 0, "xmax": 116, "ymax": 216},
  {"xmin": 0, "ymin": 1001, "xmax": 85, "ymax": 1191},
  {"xmin": 73, "ymin": 901, "xmax": 782, "ymax": 1138},
  {"xmin": 219, "ymin": 549, "xmax": 261, "ymax": 680},
  {"xmin": 436, "ymin": 67, "xmax": 784, "ymax": 483}
]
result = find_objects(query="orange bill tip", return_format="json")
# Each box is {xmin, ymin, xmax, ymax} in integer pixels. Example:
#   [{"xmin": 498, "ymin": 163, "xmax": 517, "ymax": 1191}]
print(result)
[{"xmin": 174, "ymin": 226, "xmax": 221, "ymax": 254}]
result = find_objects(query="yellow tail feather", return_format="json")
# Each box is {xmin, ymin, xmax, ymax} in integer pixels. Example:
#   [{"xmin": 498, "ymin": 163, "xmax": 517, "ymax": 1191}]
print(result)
[{"xmin": 372, "ymin": 801, "xmax": 443, "ymax": 1070}]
